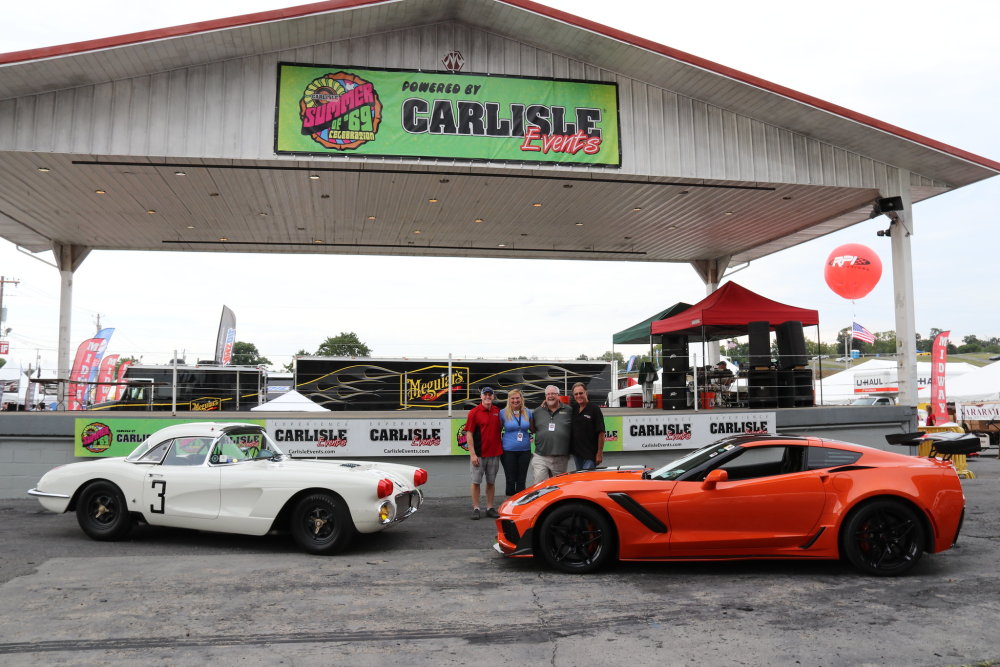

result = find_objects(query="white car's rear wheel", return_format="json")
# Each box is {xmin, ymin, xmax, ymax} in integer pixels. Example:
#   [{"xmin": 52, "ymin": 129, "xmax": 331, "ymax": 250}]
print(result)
[
  {"xmin": 76, "ymin": 481, "xmax": 134, "ymax": 541},
  {"xmin": 290, "ymin": 493, "xmax": 355, "ymax": 555}
]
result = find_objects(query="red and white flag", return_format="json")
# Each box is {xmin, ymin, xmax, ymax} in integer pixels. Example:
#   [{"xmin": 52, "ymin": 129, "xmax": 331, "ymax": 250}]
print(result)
[
  {"xmin": 930, "ymin": 330, "xmax": 951, "ymax": 425},
  {"xmin": 94, "ymin": 354, "xmax": 119, "ymax": 404},
  {"xmin": 113, "ymin": 359, "xmax": 134, "ymax": 400}
]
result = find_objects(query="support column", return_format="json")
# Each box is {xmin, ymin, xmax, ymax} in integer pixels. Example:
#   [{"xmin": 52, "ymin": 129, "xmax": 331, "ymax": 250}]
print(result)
[
  {"xmin": 886, "ymin": 171, "xmax": 917, "ymax": 406},
  {"xmin": 691, "ymin": 256, "xmax": 730, "ymax": 363},
  {"xmin": 52, "ymin": 243, "xmax": 90, "ymax": 409}
]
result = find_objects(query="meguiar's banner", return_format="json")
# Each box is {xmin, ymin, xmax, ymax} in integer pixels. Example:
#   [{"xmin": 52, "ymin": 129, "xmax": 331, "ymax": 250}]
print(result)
[{"xmin": 275, "ymin": 63, "xmax": 621, "ymax": 166}]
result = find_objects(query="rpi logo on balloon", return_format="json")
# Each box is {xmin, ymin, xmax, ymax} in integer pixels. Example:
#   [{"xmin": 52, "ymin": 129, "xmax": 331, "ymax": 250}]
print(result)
[
  {"xmin": 829, "ymin": 255, "xmax": 871, "ymax": 268},
  {"xmin": 824, "ymin": 243, "xmax": 882, "ymax": 300}
]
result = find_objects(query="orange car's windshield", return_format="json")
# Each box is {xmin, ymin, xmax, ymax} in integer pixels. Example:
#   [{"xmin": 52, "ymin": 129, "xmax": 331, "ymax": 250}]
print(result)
[{"xmin": 648, "ymin": 439, "xmax": 741, "ymax": 480}]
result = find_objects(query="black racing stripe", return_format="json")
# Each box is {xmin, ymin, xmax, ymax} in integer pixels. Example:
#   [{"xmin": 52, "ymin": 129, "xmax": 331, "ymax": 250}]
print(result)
[{"xmin": 607, "ymin": 492, "xmax": 667, "ymax": 533}]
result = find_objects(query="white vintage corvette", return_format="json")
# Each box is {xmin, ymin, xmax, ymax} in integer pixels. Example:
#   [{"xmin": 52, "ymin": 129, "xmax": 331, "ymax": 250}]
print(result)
[{"xmin": 29, "ymin": 422, "xmax": 427, "ymax": 554}]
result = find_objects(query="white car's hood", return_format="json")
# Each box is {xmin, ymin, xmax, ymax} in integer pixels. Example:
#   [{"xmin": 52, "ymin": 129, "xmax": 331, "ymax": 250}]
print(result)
[{"xmin": 272, "ymin": 458, "xmax": 418, "ymax": 490}]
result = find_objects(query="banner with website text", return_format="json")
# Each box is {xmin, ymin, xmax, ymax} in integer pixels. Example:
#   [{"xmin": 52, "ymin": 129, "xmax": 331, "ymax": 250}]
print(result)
[
  {"xmin": 73, "ymin": 413, "xmax": 775, "ymax": 458},
  {"xmin": 275, "ymin": 64, "xmax": 620, "ymax": 166}
]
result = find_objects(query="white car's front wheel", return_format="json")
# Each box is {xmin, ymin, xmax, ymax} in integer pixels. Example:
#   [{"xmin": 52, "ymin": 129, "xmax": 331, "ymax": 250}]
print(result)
[
  {"xmin": 290, "ymin": 493, "xmax": 356, "ymax": 555},
  {"xmin": 76, "ymin": 481, "xmax": 134, "ymax": 541}
]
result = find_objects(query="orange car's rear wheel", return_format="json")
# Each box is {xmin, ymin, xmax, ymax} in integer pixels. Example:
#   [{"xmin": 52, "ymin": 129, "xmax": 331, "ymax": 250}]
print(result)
[
  {"xmin": 841, "ymin": 500, "xmax": 925, "ymax": 576},
  {"xmin": 537, "ymin": 502, "xmax": 614, "ymax": 573}
]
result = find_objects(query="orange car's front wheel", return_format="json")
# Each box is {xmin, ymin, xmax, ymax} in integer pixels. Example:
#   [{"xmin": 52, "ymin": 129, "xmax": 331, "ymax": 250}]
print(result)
[{"xmin": 537, "ymin": 502, "xmax": 614, "ymax": 574}]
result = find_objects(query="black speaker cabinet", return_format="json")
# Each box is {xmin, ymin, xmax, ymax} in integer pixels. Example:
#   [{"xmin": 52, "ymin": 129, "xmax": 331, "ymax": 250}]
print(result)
[
  {"xmin": 747, "ymin": 370, "xmax": 777, "ymax": 409},
  {"xmin": 777, "ymin": 369, "xmax": 814, "ymax": 408},
  {"xmin": 661, "ymin": 372, "xmax": 687, "ymax": 392},
  {"xmin": 662, "ymin": 395, "xmax": 688, "ymax": 410},
  {"xmin": 662, "ymin": 353, "xmax": 690, "ymax": 373},
  {"xmin": 793, "ymin": 368, "xmax": 814, "ymax": 407},
  {"xmin": 776, "ymin": 370, "xmax": 796, "ymax": 408},
  {"xmin": 659, "ymin": 334, "xmax": 689, "ymax": 373},
  {"xmin": 776, "ymin": 321, "xmax": 808, "ymax": 369},
  {"xmin": 747, "ymin": 321, "xmax": 771, "ymax": 369}
]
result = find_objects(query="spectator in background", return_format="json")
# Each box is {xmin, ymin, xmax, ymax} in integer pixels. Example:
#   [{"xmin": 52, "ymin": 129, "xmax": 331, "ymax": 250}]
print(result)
[{"xmin": 499, "ymin": 388, "xmax": 533, "ymax": 496}]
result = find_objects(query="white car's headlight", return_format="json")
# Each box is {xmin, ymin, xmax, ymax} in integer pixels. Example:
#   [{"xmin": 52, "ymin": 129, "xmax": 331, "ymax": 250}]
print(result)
[
  {"xmin": 378, "ymin": 500, "xmax": 395, "ymax": 524},
  {"xmin": 512, "ymin": 486, "xmax": 559, "ymax": 506}
]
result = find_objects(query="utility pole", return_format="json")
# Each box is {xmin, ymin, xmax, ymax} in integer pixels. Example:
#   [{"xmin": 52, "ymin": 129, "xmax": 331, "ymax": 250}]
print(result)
[{"xmin": 0, "ymin": 275, "xmax": 21, "ymax": 330}]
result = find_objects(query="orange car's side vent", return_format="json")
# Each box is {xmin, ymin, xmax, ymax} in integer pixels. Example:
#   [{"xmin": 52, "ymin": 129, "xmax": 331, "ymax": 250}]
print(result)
[
  {"xmin": 828, "ymin": 465, "xmax": 874, "ymax": 473},
  {"xmin": 799, "ymin": 526, "xmax": 826, "ymax": 549},
  {"xmin": 607, "ymin": 492, "xmax": 667, "ymax": 533}
]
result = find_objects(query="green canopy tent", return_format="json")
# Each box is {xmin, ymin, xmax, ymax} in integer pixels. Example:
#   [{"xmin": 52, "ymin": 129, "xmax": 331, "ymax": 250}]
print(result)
[
  {"xmin": 612, "ymin": 303, "xmax": 692, "ymax": 380},
  {"xmin": 613, "ymin": 303, "xmax": 692, "ymax": 345}
]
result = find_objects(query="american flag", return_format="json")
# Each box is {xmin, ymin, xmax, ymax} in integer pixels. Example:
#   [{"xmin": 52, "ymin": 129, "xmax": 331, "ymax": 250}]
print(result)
[{"xmin": 852, "ymin": 322, "xmax": 875, "ymax": 344}]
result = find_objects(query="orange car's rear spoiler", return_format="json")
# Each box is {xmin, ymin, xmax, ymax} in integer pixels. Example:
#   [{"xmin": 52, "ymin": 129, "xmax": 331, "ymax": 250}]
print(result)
[{"xmin": 886, "ymin": 431, "xmax": 982, "ymax": 455}]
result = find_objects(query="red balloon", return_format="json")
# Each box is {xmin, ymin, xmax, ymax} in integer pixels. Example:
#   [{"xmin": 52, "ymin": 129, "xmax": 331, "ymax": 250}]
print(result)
[{"xmin": 824, "ymin": 243, "xmax": 882, "ymax": 299}]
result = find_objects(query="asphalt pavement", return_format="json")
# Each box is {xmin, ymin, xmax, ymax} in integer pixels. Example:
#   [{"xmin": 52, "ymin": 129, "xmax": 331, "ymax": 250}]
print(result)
[{"xmin": 0, "ymin": 455, "xmax": 998, "ymax": 666}]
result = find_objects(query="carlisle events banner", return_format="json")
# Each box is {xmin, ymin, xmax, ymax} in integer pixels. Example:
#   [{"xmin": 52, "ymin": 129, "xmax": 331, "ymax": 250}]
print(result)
[
  {"xmin": 74, "ymin": 414, "xmax": 774, "ymax": 457},
  {"xmin": 75, "ymin": 418, "xmax": 264, "ymax": 457},
  {"xmin": 275, "ymin": 63, "xmax": 621, "ymax": 166}
]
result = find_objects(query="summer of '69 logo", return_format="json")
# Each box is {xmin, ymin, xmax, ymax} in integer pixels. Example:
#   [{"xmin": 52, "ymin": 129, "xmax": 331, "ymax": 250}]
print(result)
[
  {"xmin": 81, "ymin": 422, "xmax": 113, "ymax": 453},
  {"xmin": 298, "ymin": 71, "xmax": 382, "ymax": 150}
]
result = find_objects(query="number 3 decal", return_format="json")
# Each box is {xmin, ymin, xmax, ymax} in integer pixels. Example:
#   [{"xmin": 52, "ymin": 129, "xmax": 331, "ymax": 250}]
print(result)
[{"xmin": 150, "ymin": 479, "xmax": 167, "ymax": 514}]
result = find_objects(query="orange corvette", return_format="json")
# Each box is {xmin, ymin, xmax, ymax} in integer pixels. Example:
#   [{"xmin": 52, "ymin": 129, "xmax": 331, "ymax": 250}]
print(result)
[{"xmin": 494, "ymin": 435, "xmax": 966, "ymax": 576}]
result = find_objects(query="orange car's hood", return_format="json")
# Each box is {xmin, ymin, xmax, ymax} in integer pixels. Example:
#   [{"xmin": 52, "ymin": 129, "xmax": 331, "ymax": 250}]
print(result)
[{"xmin": 552, "ymin": 468, "xmax": 650, "ymax": 484}]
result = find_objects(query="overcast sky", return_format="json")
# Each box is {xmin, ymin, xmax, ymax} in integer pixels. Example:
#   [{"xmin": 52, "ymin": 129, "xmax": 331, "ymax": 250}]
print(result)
[{"xmin": 1, "ymin": 0, "xmax": 998, "ymax": 372}]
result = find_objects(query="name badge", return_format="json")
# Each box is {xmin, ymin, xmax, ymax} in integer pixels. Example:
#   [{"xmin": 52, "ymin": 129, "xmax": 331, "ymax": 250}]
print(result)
[
  {"xmin": 516, "ymin": 432, "xmax": 524, "ymax": 441},
  {"xmin": 548, "ymin": 422, "xmax": 555, "ymax": 431}
]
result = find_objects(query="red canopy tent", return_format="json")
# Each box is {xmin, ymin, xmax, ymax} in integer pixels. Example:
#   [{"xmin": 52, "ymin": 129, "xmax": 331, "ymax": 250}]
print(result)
[{"xmin": 650, "ymin": 282, "xmax": 819, "ymax": 341}]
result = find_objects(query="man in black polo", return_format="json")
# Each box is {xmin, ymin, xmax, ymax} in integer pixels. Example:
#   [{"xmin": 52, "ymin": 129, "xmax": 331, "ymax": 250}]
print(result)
[{"xmin": 570, "ymin": 382, "xmax": 605, "ymax": 470}]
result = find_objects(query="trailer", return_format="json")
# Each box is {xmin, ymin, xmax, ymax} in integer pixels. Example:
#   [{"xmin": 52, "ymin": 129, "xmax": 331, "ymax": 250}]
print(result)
[
  {"xmin": 293, "ymin": 357, "xmax": 612, "ymax": 410},
  {"xmin": 89, "ymin": 363, "xmax": 265, "ymax": 411}
]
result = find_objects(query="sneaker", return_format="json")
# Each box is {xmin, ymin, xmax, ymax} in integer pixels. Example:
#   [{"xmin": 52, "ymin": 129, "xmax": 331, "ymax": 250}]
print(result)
[
  {"xmin": 486, "ymin": 508, "xmax": 499, "ymax": 518},
  {"xmin": 470, "ymin": 508, "xmax": 481, "ymax": 520}
]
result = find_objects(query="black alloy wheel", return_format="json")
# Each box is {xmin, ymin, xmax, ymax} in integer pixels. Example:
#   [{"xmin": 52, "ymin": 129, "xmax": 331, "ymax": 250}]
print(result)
[
  {"xmin": 76, "ymin": 481, "xmax": 134, "ymax": 541},
  {"xmin": 537, "ymin": 502, "xmax": 614, "ymax": 574},
  {"xmin": 841, "ymin": 499, "xmax": 926, "ymax": 576},
  {"xmin": 290, "ymin": 493, "xmax": 355, "ymax": 555}
]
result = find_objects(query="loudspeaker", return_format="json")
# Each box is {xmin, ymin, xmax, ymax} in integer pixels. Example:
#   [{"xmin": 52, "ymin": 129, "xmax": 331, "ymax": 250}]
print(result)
[
  {"xmin": 662, "ymin": 395, "xmax": 687, "ymax": 410},
  {"xmin": 776, "ymin": 370, "xmax": 796, "ymax": 408},
  {"xmin": 660, "ymin": 334, "xmax": 689, "ymax": 373},
  {"xmin": 662, "ymin": 353, "xmax": 689, "ymax": 373},
  {"xmin": 793, "ymin": 369, "xmax": 814, "ymax": 407},
  {"xmin": 660, "ymin": 334, "xmax": 687, "ymax": 351},
  {"xmin": 748, "ymin": 321, "xmax": 771, "ymax": 369},
  {"xmin": 660, "ymin": 372, "xmax": 687, "ymax": 393},
  {"xmin": 877, "ymin": 196, "xmax": 904, "ymax": 212},
  {"xmin": 747, "ymin": 370, "xmax": 777, "ymax": 409},
  {"xmin": 776, "ymin": 321, "xmax": 808, "ymax": 370}
]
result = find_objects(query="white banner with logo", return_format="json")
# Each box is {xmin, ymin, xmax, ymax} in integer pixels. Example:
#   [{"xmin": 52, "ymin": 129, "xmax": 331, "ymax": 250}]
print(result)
[
  {"xmin": 621, "ymin": 412, "xmax": 775, "ymax": 451},
  {"xmin": 270, "ymin": 417, "xmax": 450, "ymax": 457},
  {"xmin": 956, "ymin": 403, "xmax": 1000, "ymax": 422}
]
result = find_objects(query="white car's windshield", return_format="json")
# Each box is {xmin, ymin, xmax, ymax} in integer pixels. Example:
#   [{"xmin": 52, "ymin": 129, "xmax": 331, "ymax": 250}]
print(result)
[{"xmin": 210, "ymin": 429, "xmax": 284, "ymax": 464}]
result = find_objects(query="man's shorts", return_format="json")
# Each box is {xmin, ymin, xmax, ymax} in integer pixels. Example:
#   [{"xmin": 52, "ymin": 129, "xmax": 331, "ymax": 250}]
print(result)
[{"xmin": 471, "ymin": 455, "xmax": 501, "ymax": 484}]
